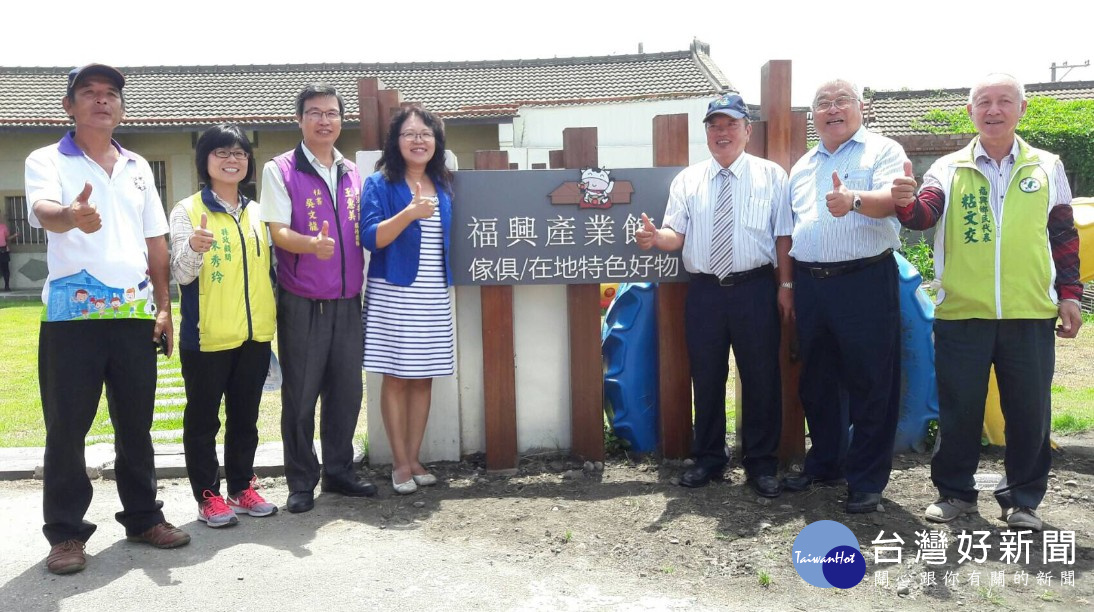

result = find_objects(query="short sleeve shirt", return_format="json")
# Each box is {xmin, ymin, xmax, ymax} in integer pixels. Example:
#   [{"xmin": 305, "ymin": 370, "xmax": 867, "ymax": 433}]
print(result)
[
  {"xmin": 25, "ymin": 132, "xmax": 168, "ymax": 321},
  {"xmin": 788, "ymin": 126, "xmax": 907, "ymax": 263}
]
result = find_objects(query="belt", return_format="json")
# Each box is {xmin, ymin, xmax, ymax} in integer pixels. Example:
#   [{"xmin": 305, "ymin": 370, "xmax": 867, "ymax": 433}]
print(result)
[
  {"xmin": 691, "ymin": 264, "xmax": 773, "ymax": 287},
  {"xmin": 795, "ymin": 249, "xmax": 893, "ymax": 280}
]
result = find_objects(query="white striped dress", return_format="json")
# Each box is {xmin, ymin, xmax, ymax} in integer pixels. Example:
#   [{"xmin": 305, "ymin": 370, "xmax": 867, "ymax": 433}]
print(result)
[{"xmin": 362, "ymin": 201, "xmax": 455, "ymax": 378}]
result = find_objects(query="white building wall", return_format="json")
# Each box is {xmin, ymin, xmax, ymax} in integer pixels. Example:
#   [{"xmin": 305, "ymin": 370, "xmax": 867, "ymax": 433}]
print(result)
[{"xmin": 500, "ymin": 97, "xmax": 714, "ymax": 169}]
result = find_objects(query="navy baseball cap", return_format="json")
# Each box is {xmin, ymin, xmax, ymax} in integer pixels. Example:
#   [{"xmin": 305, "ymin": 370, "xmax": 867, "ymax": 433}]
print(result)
[
  {"xmin": 704, "ymin": 93, "xmax": 750, "ymax": 121},
  {"xmin": 67, "ymin": 64, "xmax": 125, "ymax": 95}
]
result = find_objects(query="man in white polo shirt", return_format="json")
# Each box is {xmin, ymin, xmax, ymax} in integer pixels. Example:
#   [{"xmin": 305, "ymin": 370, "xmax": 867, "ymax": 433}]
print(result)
[{"xmin": 24, "ymin": 64, "xmax": 190, "ymax": 576}]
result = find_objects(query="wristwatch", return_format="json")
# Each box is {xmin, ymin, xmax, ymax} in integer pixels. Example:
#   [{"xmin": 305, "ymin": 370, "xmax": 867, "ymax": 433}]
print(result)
[
  {"xmin": 852, "ymin": 193, "xmax": 863, "ymax": 212},
  {"xmin": 779, "ymin": 281, "xmax": 794, "ymax": 290}
]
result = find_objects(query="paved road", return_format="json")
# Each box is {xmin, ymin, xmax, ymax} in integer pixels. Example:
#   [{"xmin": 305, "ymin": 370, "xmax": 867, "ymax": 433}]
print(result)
[{"xmin": 0, "ymin": 478, "xmax": 733, "ymax": 612}]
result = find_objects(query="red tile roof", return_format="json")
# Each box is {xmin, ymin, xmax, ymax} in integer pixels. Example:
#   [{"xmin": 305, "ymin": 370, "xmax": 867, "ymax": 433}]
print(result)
[
  {"xmin": 0, "ymin": 46, "xmax": 732, "ymax": 130},
  {"xmin": 865, "ymin": 80, "xmax": 1094, "ymax": 136}
]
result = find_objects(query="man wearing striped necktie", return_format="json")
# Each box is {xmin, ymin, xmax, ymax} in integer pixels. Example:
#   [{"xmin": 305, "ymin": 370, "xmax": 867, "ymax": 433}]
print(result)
[
  {"xmin": 784, "ymin": 79, "xmax": 910, "ymax": 514},
  {"xmin": 636, "ymin": 93, "xmax": 793, "ymax": 498}
]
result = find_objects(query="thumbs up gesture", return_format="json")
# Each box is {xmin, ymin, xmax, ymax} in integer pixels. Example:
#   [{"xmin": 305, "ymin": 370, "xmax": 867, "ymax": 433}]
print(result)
[
  {"xmin": 634, "ymin": 212, "xmax": 659, "ymax": 250},
  {"xmin": 70, "ymin": 182, "xmax": 101, "ymax": 233},
  {"xmin": 406, "ymin": 182, "xmax": 436, "ymax": 220},
  {"xmin": 189, "ymin": 212, "xmax": 215, "ymax": 253},
  {"xmin": 312, "ymin": 220, "xmax": 335, "ymax": 260},
  {"xmin": 891, "ymin": 161, "xmax": 918, "ymax": 208},
  {"xmin": 825, "ymin": 171, "xmax": 854, "ymax": 218}
]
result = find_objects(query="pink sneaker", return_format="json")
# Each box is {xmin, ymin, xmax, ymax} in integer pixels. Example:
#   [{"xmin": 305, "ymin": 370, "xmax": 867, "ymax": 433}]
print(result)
[
  {"xmin": 227, "ymin": 478, "xmax": 278, "ymax": 517},
  {"xmin": 198, "ymin": 490, "xmax": 239, "ymax": 528}
]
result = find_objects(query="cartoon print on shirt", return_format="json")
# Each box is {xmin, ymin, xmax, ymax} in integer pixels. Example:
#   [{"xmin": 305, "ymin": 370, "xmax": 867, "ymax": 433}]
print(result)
[
  {"xmin": 74, "ymin": 288, "xmax": 90, "ymax": 319},
  {"xmin": 125, "ymin": 287, "xmax": 137, "ymax": 318}
]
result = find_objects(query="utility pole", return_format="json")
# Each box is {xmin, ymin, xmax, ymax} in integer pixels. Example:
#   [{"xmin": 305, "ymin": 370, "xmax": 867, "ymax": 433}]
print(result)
[{"xmin": 1050, "ymin": 60, "xmax": 1090, "ymax": 82}]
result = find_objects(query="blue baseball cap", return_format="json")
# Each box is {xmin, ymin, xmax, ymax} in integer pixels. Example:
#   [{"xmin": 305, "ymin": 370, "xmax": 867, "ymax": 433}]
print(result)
[
  {"xmin": 704, "ymin": 93, "xmax": 749, "ymax": 121},
  {"xmin": 67, "ymin": 64, "xmax": 125, "ymax": 96}
]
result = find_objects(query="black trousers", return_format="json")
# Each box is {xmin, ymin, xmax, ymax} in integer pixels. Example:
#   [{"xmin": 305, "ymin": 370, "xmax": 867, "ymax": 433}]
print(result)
[
  {"xmin": 39, "ymin": 319, "xmax": 165, "ymax": 545},
  {"xmin": 794, "ymin": 255, "xmax": 900, "ymax": 494},
  {"xmin": 685, "ymin": 272, "xmax": 782, "ymax": 476},
  {"xmin": 932, "ymin": 318, "xmax": 1055, "ymax": 510},
  {"xmin": 181, "ymin": 340, "xmax": 271, "ymax": 502},
  {"xmin": 0, "ymin": 249, "xmax": 10, "ymax": 288},
  {"xmin": 277, "ymin": 290, "xmax": 363, "ymax": 492}
]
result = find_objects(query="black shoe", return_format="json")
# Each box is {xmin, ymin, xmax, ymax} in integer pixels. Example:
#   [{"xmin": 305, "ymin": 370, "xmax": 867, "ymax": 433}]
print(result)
[
  {"xmin": 321, "ymin": 474, "xmax": 378, "ymax": 497},
  {"xmin": 846, "ymin": 491, "xmax": 883, "ymax": 514},
  {"xmin": 782, "ymin": 472, "xmax": 844, "ymax": 492},
  {"xmin": 286, "ymin": 490, "xmax": 314, "ymax": 513},
  {"xmin": 747, "ymin": 475, "xmax": 783, "ymax": 498},
  {"xmin": 679, "ymin": 464, "xmax": 725, "ymax": 488}
]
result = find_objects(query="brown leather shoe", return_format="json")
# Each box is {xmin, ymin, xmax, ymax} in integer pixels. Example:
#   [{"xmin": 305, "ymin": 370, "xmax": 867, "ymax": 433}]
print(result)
[
  {"xmin": 126, "ymin": 522, "xmax": 191, "ymax": 549},
  {"xmin": 46, "ymin": 539, "xmax": 86, "ymax": 575}
]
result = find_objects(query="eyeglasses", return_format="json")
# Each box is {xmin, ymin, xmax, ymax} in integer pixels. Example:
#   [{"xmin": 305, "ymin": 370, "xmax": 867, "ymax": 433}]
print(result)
[
  {"xmin": 304, "ymin": 109, "xmax": 342, "ymax": 122},
  {"xmin": 705, "ymin": 119, "xmax": 746, "ymax": 132},
  {"xmin": 813, "ymin": 96, "xmax": 857, "ymax": 112},
  {"xmin": 400, "ymin": 131, "xmax": 435, "ymax": 142},
  {"xmin": 213, "ymin": 149, "xmax": 248, "ymax": 160}
]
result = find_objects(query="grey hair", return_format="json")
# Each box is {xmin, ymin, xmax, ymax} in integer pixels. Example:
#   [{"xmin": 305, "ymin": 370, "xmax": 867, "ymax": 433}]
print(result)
[
  {"xmin": 813, "ymin": 78, "xmax": 862, "ymax": 102},
  {"xmin": 969, "ymin": 73, "xmax": 1025, "ymax": 105}
]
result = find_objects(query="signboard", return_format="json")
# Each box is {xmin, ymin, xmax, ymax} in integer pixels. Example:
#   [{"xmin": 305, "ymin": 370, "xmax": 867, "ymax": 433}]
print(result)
[{"xmin": 451, "ymin": 167, "xmax": 687, "ymax": 285}]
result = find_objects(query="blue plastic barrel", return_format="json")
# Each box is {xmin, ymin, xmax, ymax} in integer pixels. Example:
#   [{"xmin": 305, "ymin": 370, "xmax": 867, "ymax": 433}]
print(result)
[
  {"xmin": 893, "ymin": 253, "xmax": 939, "ymax": 453},
  {"xmin": 602, "ymin": 283, "xmax": 660, "ymax": 452}
]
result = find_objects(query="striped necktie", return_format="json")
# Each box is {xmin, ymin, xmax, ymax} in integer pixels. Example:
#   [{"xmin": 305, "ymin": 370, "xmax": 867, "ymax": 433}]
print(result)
[{"xmin": 710, "ymin": 168, "xmax": 735, "ymax": 279}]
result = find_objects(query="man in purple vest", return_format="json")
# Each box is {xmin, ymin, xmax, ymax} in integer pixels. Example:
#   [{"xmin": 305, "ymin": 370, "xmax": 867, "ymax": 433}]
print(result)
[{"xmin": 260, "ymin": 83, "xmax": 375, "ymax": 513}]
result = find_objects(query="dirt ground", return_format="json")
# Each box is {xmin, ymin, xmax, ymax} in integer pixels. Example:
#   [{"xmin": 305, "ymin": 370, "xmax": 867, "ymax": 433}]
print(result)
[
  {"xmin": 354, "ymin": 430, "xmax": 1094, "ymax": 611},
  {"xmin": 1054, "ymin": 333, "xmax": 1094, "ymax": 388}
]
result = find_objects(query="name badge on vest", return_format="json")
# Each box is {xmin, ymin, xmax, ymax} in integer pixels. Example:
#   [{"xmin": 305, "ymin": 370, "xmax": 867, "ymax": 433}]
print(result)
[{"xmin": 1019, "ymin": 177, "xmax": 1041, "ymax": 193}]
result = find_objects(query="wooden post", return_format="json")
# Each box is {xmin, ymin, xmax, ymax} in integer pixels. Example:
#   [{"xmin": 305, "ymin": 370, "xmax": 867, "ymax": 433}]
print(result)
[
  {"xmin": 357, "ymin": 78, "xmax": 381, "ymax": 151},
  {"xmin": 759, "ymin": 60, "xmax": 806, "ymax": 469},
  {"xmin": 745, "ymin": 121, "xmax": 767, "ymax": 158},
  {"xmin": 474, "ymin": 151, "xmax": 519, "ymax": 472},
  {"xmin": 562, "ymin": 127, "xmax": 605, "ymax": 461},
  {"xmin": 378, "ymin": 89, "xmax": 403, "ymax": 145},
  {"xmin": 760, "ymin": 61, "xmax": 793, "ymax": 170},
  {"xmin": 651, "ymin": 114, "xmax": 691, "ymax": 459},
  {"xmin": 548, "ymin": 150, "xmax": 564, "ymax": 170}
]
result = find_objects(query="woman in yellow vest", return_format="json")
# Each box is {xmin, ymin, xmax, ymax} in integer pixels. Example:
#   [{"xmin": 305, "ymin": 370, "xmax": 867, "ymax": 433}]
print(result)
[{"xmin": 170, "ymin": 124, "xmax": 277, "ymax": 528}]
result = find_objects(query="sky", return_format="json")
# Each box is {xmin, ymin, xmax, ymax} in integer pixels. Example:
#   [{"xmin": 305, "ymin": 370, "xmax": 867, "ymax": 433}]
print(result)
[{"xmin": 4, "ymin": 1, "xmax": 1092, "ymax": 106}]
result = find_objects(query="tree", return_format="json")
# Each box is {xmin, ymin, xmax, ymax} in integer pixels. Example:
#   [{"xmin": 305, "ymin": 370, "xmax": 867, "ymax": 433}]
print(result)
[{"xmin": 912, "ymin": 97, "xmax": 1094, "ymax": 195}]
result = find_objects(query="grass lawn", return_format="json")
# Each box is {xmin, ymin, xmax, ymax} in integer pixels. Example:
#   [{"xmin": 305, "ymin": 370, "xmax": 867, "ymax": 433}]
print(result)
[
  {"xmin": 0, "ymin": 300, "xmax": 44, "ymax": 446},
  {"xmin": 1051, "ymin": 386, "xmax": 1094, "ymax": 433},
  {"xmin": 0, "ymin": 298, "xmax": 368, "ymax": 448}
]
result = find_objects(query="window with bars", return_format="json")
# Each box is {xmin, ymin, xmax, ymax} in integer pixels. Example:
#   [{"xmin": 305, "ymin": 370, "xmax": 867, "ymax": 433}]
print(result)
[
  {"xmin": 149, "ymin": 160, "xmax": 168, "ymax": 211},
  {"xmin": 4, "ymin": 195, "xmax": 45, "ymax": 245}
]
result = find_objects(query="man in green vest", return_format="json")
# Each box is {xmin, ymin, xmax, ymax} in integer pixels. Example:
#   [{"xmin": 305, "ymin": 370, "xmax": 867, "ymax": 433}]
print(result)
[{"xmin": 892, "ymin": 73, "xmax": 1082, "ymax": 531}]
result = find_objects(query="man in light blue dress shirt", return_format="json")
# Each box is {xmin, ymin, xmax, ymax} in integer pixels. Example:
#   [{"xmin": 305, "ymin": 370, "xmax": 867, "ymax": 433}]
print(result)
[
  {"xmin": 784, "ymin": 79, "xmax": 909, "ymax": 514},
  {"xmin": 637, "ymin": 93, "xmax": 793, "ymax": 498}
]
